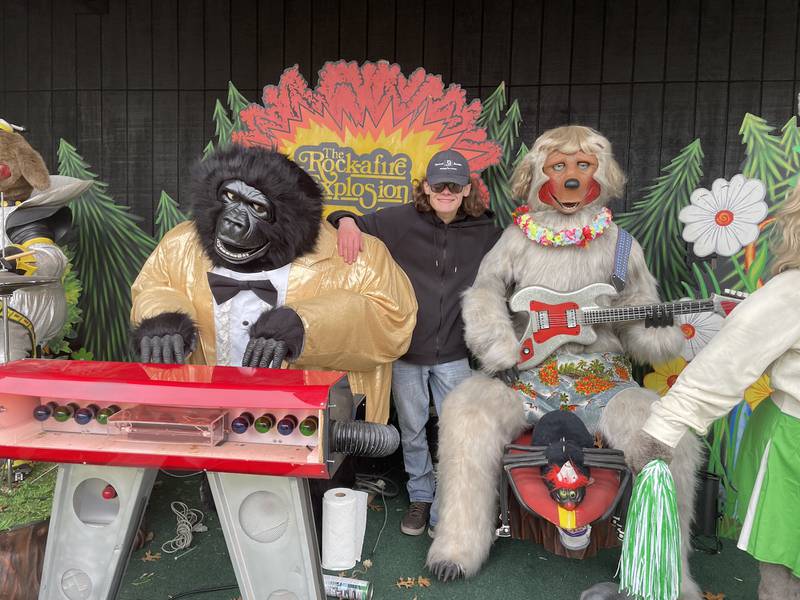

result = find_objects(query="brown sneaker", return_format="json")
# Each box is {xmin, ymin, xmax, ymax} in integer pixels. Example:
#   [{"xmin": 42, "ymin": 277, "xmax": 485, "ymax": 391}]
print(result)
[{"xmin": 400, "ymin": 501, "xmax": 431, "ymax": 536}]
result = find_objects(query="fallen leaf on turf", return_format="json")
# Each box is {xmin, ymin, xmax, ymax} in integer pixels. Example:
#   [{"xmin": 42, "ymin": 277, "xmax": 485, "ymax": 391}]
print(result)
[
  {"xmin": 368, "ymin": 502, "xmax": 384, "ymax": 512},
  {"xmin": 395, "ymin": 577, "xmax": 415, "ymax": 589},
  {"xmin": 417, "ymin": 576, "xmax": 431, "ymax": 587},
  {"xmin": 145, "ymin": 531, "xmax": 154, "ymax": 542},
  {"xmin": 142, "ymin": 550, "xmax": 161, "ymax": 562},
  {"xmin": 363, "ymin": 559, "xmax": 372, "ymax": 569},
  {"xmin": 703, "ymin": 593, "xmax": 725, "ymax": 600}
]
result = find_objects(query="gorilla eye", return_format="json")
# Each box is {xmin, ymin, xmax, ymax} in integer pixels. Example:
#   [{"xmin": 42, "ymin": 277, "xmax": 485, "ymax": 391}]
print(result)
[
  {"xmin": 552, "ymin": 163, "xmax": 565, "ymax": 172},
  {"xmin": 250, "ymin": 202, "xmax": 269, "ymax": 217},
  {"xmin": 225, "ymin": 191, "xmax": 236, "ymax": 202}
]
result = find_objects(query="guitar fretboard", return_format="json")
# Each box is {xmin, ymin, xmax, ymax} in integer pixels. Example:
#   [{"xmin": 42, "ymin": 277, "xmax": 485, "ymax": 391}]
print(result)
[{"xmin": 583, "ymin": 299, "xmax": 715, "ymax": 324}]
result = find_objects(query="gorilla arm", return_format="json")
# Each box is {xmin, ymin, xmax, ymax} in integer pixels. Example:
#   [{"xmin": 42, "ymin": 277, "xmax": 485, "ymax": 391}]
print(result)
[
  {"xmin": 285, "ymin": 235, "xmax": 417, "ymax": 372},
  {"xmin": 130, "ymin": 232, "xmax": 198, "ymax": 364},
  {"xmin": 461, "ymin": 228, "xmax": 521, "ymax": 374},
  {"xmin": 610, "ymin": 236, "xmax": 684, "ymax": 366}
]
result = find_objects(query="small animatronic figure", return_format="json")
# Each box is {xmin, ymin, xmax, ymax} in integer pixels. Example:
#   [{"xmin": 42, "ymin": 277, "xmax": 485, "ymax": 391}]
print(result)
[
  {"xmin": 0, "ymin": 120, "xmax": 91, "ymax": 361},
  {"xmin": 130, "ymin": 144, "xmax": 417, "ymax": 424},
  {"xmin": 426, "ymin": 126, "xmax": 703, "ymax": 600},
  {"xmin": 624, "ymin": 180, "xmax": 800, "ymax": 600}
]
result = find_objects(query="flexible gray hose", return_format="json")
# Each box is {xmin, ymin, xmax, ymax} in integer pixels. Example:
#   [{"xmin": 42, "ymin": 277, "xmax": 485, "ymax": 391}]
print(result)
[{"xmin": 329, "ymin": 420, "xmax": 400, "ymax": 458}]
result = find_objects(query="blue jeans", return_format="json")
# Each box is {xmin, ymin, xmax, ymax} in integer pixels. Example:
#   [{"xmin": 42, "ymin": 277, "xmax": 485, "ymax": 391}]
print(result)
[{"xmin": 391, "ymin": 358, "xmax": 473, "ymax": 527}]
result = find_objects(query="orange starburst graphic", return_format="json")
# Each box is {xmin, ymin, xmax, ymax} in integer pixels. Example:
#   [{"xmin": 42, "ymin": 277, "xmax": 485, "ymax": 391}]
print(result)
[{"xmin": 233, "ymin": 61, "xmax": 501, "ymax": 216}]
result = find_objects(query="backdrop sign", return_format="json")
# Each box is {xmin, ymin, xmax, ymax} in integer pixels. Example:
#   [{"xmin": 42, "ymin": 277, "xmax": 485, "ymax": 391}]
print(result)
[{"xmin": 234, "ymin": 61, "xmax": 501, "ymax": 216}]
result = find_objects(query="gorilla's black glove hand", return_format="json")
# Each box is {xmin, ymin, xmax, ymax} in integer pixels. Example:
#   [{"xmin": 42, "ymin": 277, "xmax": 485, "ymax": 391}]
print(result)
[
  {"xmin": 1, "ymin": 246, "xmax": 23, "ymax": 274},
  {"xmin": 132, "ymin": 312, "xmax": 197, "ymax": 364},
  {"xmin": 644, "ymin": 306, "xmax": 674, "ymax": 328},
  {"xmin": 243, "ymin": 307, "xmax": 305, "ymax": 368},
  {"xmin": 494, "ymin": 365, "xmax": 520, "ymax": 386}
]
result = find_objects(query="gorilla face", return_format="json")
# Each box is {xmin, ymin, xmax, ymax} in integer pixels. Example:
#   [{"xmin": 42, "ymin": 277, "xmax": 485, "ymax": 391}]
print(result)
[
  {"xmin": 190, "ymin": 145, "xmax": 324, "ymax": 272},
  {"xmin": 213, "ymin": 180, "xmax": 275, "ymax": 264}
]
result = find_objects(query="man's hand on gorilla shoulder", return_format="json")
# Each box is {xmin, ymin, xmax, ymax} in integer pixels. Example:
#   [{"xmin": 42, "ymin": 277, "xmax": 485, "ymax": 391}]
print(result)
[
  {"xmin": 134, "ymin": 312, "xmax": 197, "ymax": 364},
  {"xmin": 242, "ymin": 306, "xmax": 305, "ymax": 368}
]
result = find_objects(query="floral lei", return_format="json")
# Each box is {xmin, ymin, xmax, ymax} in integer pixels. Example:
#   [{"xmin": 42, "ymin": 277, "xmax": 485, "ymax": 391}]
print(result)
[{"xmin": 512, "ymin": 205, "xmax": 613, "ymax": 247}]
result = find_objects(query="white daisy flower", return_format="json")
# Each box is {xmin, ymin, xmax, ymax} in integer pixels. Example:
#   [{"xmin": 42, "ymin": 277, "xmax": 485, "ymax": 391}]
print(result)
[
  {"xmin": 676, "ymin": 299, "xmax": 724, "ymax": 361},
  {"xmin": 680, "ymin": 174, "xmax": 767, "ymax": 257}
]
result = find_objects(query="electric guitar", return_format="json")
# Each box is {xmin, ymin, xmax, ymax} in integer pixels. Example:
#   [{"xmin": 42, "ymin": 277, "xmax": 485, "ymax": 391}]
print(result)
[{"xmin": 510, "ymin": 283, "xmax": 747, "ymax": 370}]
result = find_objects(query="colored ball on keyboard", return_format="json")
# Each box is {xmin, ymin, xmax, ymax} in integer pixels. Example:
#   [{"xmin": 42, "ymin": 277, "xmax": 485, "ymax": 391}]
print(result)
[
  {"xmin": 277, "ymin": 415, "xmax": 297, "ymax": 436},
  {"xmin": 74, "ymin": 408, "xmax": 95, "ymax": 425},
  {"xmin": 33, "ymin": 404, "xmax": 55, "ymax": 421},
  {"xmin": 231, "ymin": 413, "xmax": 253, "ymax": 434},
  {"xmin": 254, "ymin": 414, "xmax": 275, "ymax": 433},
  {"xmin": 299, "ymin": 416, "xmax": 318, "ymax": 437},
  {"xmin": 53, "ymin": 405, "xmax": 74, "ymax": 422}
]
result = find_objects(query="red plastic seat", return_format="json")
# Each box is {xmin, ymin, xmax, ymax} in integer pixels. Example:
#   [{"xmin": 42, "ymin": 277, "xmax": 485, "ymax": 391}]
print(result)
[{"xmin": 505, "ymin": 431, "xmax": 624, "ymax": 529}]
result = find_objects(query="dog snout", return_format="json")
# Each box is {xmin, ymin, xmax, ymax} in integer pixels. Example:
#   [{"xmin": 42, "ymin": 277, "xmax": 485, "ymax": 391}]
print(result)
[{"xmin": 564, "ymin": 178, "xmax": 580, "ymax": 189}]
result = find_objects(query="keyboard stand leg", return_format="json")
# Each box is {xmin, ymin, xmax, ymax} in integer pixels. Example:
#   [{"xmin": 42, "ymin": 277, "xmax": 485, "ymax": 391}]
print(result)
[
  {"xmin": 207, "ymin": 472, "xmax": 325, "ymax": 600},
  {"xmin": 38, "ymin": 464, "xmax": 157, "ymax": 600}
]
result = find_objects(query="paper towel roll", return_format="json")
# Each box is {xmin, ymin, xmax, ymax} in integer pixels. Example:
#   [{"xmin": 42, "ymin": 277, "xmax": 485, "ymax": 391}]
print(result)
[{"xmin": 321, "ymin": 487, "xmax": 368, "ymax": 571}]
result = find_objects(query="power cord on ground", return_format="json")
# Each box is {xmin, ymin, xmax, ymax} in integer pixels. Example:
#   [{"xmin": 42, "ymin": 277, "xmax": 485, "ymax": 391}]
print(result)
[{"xmin": 161, "ymin": 501, "xmax": 207, "ymax": 554}]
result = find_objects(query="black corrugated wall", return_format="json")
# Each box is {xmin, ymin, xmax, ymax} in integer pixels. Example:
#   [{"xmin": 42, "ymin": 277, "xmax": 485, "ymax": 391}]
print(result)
[{"xmin": 2, "ymin": 0, "xmax": 799, "ymax": 234}]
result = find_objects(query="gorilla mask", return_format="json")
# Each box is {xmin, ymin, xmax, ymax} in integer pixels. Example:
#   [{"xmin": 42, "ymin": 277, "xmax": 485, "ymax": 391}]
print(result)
[
  {"xmin": 214, "ymin": 179, "xmax": 275, "ymax": 264},
  {"xmin": 190, "ymin": 145, "xmax": 324, "ymax": 272}
]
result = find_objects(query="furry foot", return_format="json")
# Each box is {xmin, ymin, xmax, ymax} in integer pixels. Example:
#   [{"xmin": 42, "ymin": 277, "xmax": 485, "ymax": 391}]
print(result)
[
  {"xmin": 580, "ymin": 582, "xmax": 632, "ymax": 600},
  {"xmin": 428, "ymin": 560, "xmax": 465, "ymax": 582}
]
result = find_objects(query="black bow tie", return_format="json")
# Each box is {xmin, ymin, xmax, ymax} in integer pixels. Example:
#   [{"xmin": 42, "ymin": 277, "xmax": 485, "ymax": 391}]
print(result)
[{"xmin": 207, "ymin": 272, "xmax": 278, "ymax": 305}]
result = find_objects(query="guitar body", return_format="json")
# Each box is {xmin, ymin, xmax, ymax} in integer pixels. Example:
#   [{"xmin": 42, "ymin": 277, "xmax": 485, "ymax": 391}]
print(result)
[{"xmin": 509, "ymin": 283, "xmax": 618, "ymax": 371}]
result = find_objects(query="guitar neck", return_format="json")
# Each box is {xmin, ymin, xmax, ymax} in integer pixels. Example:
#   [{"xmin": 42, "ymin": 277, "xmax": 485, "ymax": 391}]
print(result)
[{"xmin": 583, "ymin": 299, "xmax": 715, "ymax": 324}]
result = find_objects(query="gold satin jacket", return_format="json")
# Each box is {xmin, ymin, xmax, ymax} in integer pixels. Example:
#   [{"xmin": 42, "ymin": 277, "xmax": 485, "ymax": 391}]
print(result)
[{"xmin": 131, "ymin": 220, "xmax": 417, "ymax": 423}]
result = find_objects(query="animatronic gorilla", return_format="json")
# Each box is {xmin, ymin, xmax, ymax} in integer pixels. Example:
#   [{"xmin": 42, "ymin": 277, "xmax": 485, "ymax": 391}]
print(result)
[
  {"xmin": 426, "ymin": 126, "xmax": 703, "ymax": 600},
  {"xmin": 131, "ymin": 145, "xmax": 417, "ymax": 424}
]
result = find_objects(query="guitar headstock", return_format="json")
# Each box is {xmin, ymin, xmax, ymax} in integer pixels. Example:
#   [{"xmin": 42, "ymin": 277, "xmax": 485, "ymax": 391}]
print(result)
[{"xmin": 710, "ymin": 288, "xmax": 748, "ymax": 316}]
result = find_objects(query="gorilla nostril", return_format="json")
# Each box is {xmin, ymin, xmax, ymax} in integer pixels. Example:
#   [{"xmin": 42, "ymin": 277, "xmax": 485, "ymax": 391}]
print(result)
[
  {"xmin": 564, "ymin": 178, "xmax": 580, "ymax": 189},
  {"xmin": 0, "ymin": 163, "xmax": 11, "ymax": 180}
]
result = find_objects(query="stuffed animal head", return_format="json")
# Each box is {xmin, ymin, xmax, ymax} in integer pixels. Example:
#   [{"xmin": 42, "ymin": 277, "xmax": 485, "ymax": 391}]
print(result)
[
  {"xmin": 510, "ymin": 125, "xmax": 625, "ymax": 216},
  {"xmin": 0, "ymin": 127, "xmax": 51, "ymax": 204},
  {"xmin": 189, "ymin": 145, "xmax": 324, "ymax": 272},
  {"xmin": 544, "ymin": 459, "xmax": 589, "ymax": 510}
]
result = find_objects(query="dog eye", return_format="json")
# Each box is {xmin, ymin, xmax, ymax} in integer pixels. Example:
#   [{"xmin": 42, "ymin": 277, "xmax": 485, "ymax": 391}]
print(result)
[
  {"xmin": 552, "ymin": 163, "xmax": 565, "ymax": 172},
  {"xmin": 578, "ymin": 162, "xmax": 590, "ymax": 170}
]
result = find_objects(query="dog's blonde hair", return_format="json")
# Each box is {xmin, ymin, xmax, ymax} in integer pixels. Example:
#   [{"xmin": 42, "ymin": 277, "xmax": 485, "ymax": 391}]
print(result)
[
  {"xmin": 510, "ymin": 125, "xmax": 626, "ymax": 206},
  {"xmin": 771, "ymin": 180, "xmax": 800, "ymax": 275}
]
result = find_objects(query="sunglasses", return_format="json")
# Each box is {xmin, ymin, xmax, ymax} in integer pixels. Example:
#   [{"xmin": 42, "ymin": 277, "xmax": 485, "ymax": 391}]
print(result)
[{"xmin": 430, "ymin": 182, "xmax": 465, "ymax": 193}]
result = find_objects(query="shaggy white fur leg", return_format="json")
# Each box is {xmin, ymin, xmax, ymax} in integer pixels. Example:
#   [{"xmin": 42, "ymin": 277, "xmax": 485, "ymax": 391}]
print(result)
[
  {"xmin": 580, "ymin": 582, "xmax": 631, "ymax": 599},
  {"xmin": 596, "ymin": 387, "xmax": 704, "ymax": 600},
  {"xmin": 758, "ymin": 562, "xmax": 800, "ymax": 600},
  {"xmin": 426, "ymin": 374, "xmax": 528, "ymax": 580}
]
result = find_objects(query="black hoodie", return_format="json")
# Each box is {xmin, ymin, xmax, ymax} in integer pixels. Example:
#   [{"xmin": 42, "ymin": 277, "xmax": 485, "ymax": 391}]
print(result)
[{"xmin": 329, "ymin": 203, "xmax": 502, "ymax": 365}]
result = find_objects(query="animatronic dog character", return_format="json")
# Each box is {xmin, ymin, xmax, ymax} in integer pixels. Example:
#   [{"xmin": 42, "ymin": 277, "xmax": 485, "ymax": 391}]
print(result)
[
  {"xmin": 426, "ymin": 126, "xmax": 703, "ymax": 600},
  {"xmin": 0, "ymin": 121, "xmax": 91, "ymax": 361},
  {"xmin": 131, "ymin": 145, "xmax": 417, "ymax": 424}
]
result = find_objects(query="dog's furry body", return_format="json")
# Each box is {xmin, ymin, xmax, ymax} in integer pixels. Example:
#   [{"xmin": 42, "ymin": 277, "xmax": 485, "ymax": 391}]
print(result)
[{"xmin": 426, "ymin": 126, "xmax": 703, "ymax": 599}]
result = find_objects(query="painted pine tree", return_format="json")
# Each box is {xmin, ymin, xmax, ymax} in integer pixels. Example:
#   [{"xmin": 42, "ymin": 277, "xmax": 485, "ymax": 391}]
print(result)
[
  {"xmin": 154, "ymin": 191, "xmax": 187, "ymax": 241},
  {"xmin": 477, "ymin": 83, "xmax": 524, "ymax": 228},
  {"xmin": 57, "ymin": 140, "xmax": 156, "ymax": 361},
  {"xmin": 778, "ymin": 116, "xmax": 800, "ymax": 190},
  {"xmin": 739, "ymin": 113, "xmax": 792, "ymax": 207},
  {"xmin": 616, "ymin": 139, "xmax": 705, "ymax": 300},
  {"xmin": 204, "ymin": 82, "xmax": 252, "ymax": 157}
]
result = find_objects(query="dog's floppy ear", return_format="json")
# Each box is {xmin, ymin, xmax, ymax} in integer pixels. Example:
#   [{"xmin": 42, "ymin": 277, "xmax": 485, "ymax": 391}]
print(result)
[
  {"xmin": 510, "ymin": 151, "xmax": 537, "ymax": 202},
  {"xmin": 12, "ymin": 134, "xmax": 50, "ymax": 191}
]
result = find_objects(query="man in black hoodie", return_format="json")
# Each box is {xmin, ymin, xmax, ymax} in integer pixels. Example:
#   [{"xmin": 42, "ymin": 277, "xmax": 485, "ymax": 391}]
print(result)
[{"xmin": 328, "ymin": 150, "xmax": 502, "ymax": 537}]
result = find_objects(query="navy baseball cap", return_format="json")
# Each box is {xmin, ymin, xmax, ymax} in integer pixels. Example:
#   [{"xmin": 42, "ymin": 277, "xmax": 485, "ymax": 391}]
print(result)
[{"xmin": 426, "ymin": 150, "xmax": 470, "ymax": 185}]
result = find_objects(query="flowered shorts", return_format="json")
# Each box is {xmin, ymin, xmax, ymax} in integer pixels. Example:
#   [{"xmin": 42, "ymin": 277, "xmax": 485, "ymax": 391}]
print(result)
[{"xmin": 512, "ymin": 352, "xmax": 639, "ymax": 432}]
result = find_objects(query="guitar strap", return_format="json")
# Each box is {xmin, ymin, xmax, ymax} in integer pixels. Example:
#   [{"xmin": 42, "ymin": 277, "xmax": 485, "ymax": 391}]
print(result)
[{"xmin": 611, "ymin": 228, "xmax": 633, "ymax": 293}]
